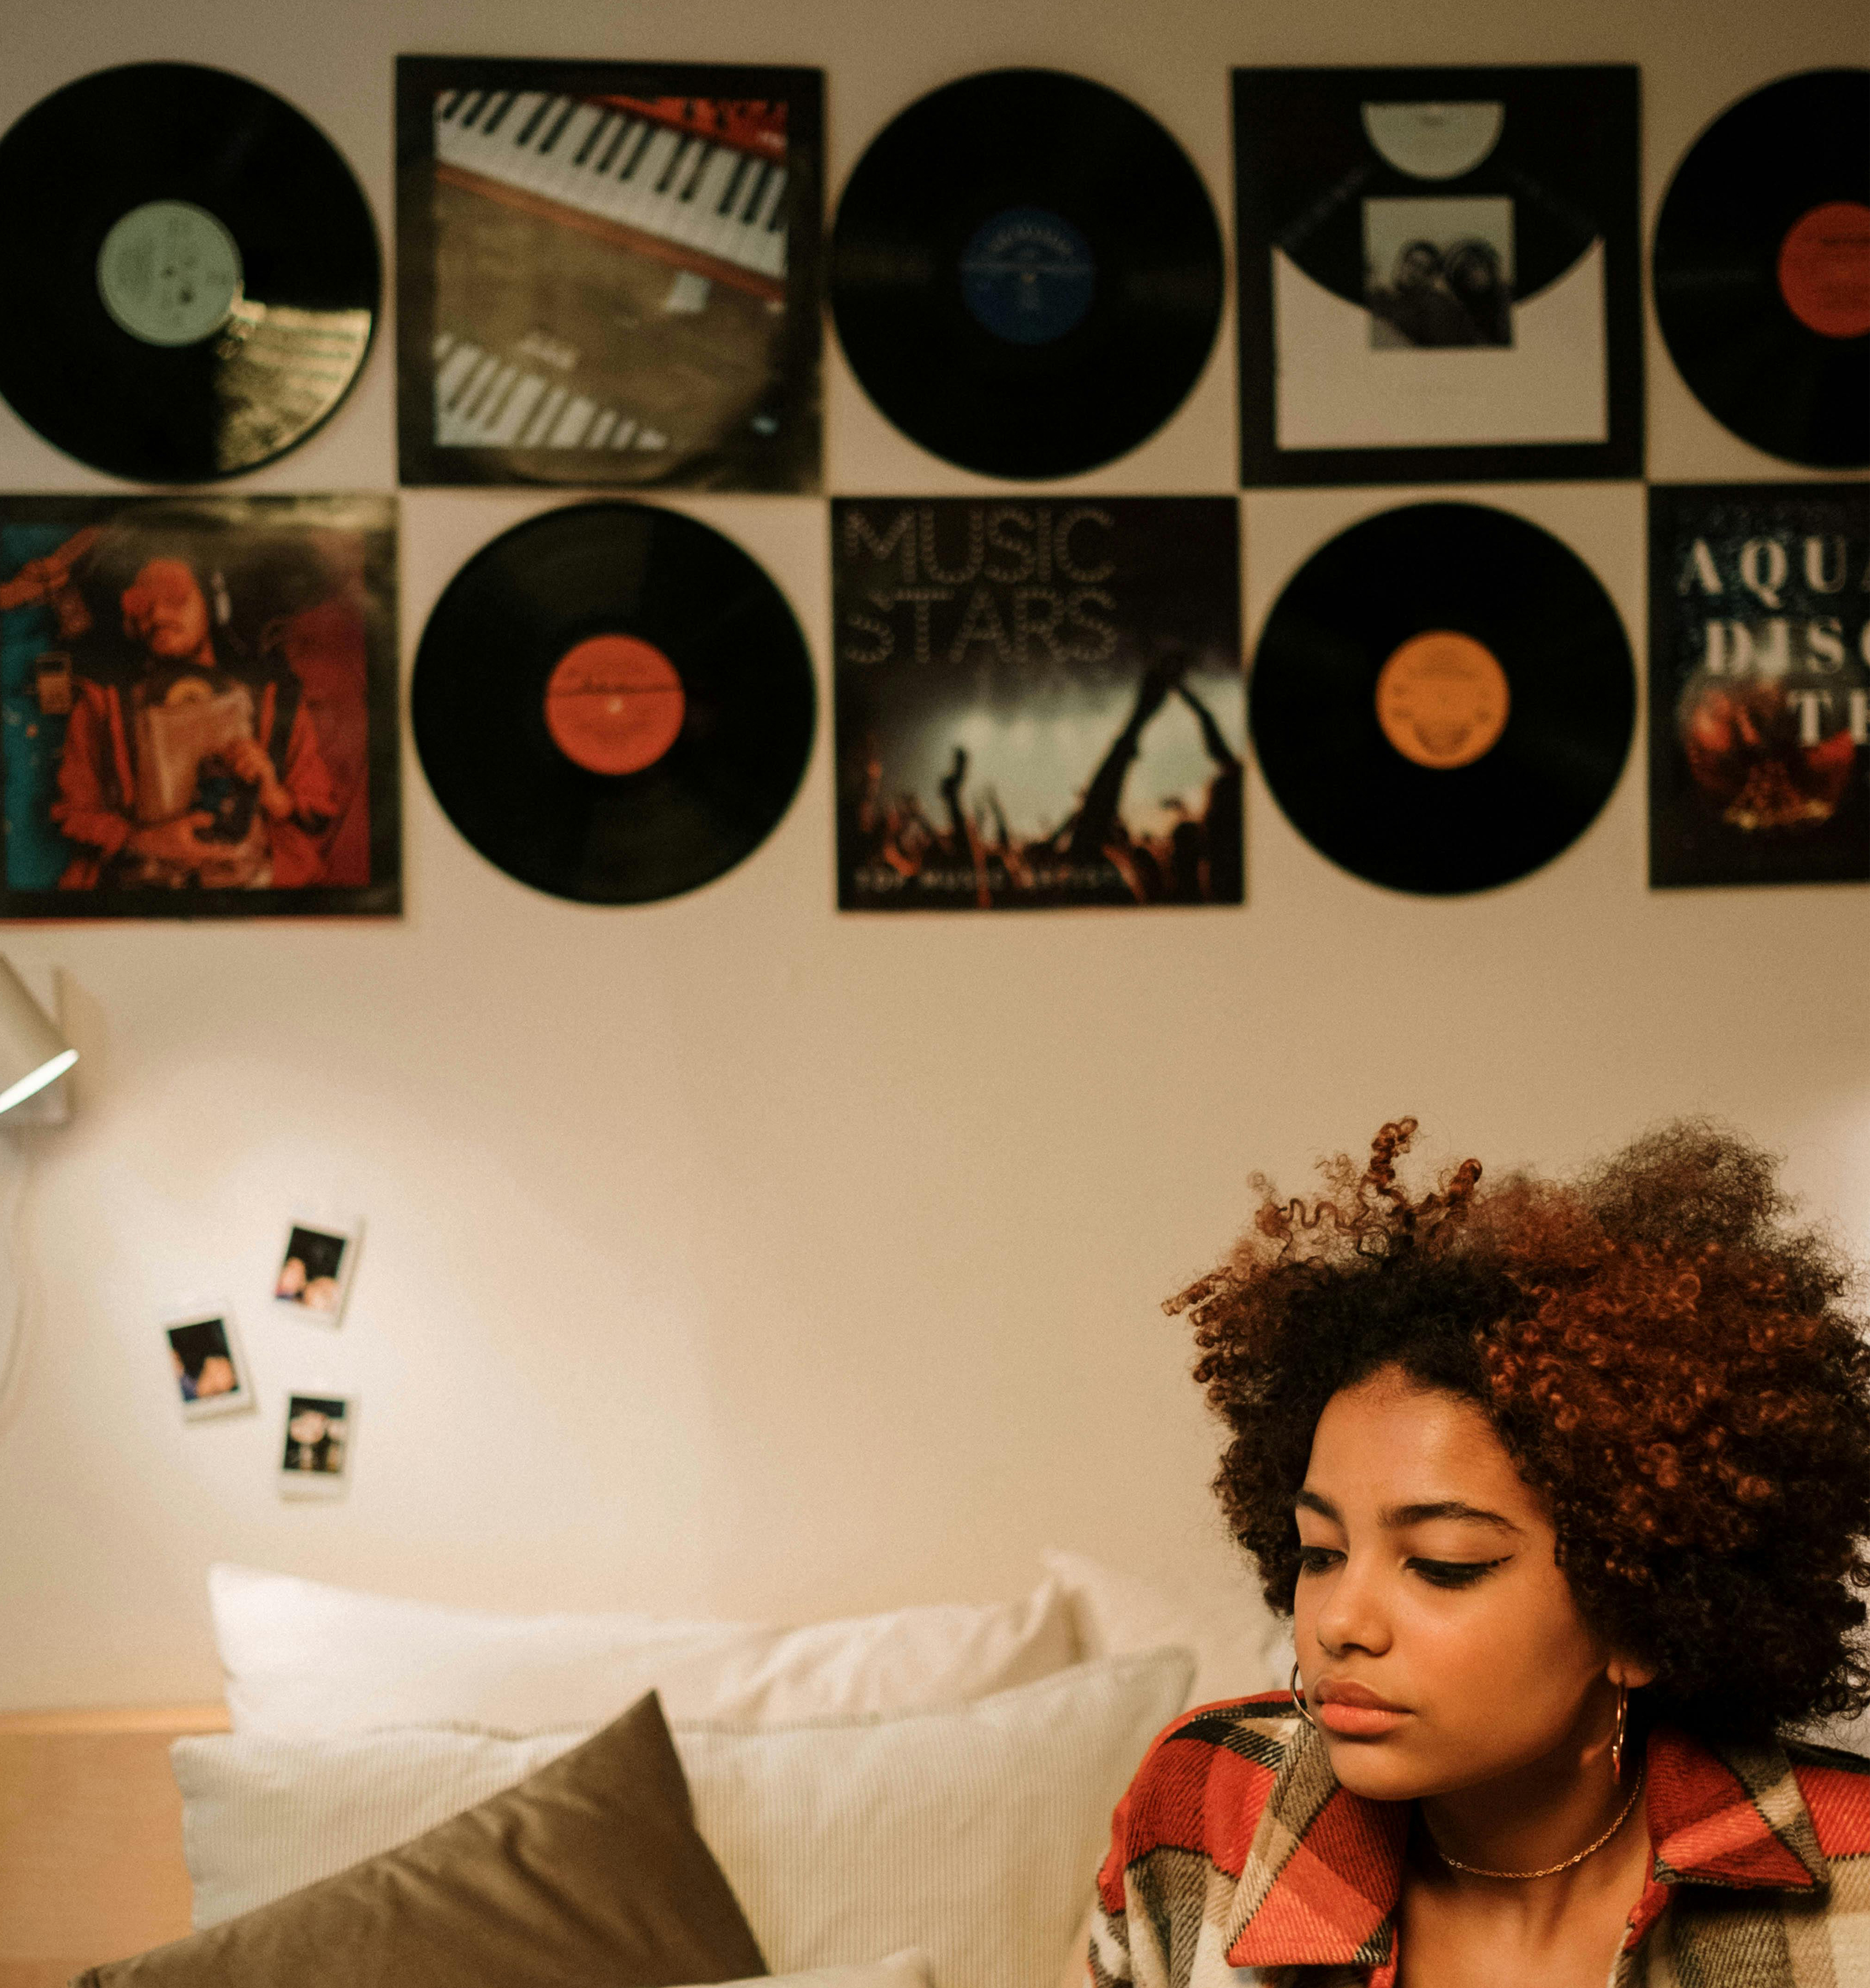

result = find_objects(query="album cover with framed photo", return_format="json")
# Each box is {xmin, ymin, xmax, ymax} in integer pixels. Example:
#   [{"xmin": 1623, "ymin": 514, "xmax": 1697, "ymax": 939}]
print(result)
[
  {"xmin": 1233, "ymin": 65, "xmax": 1642, "ymax": 486},
  {"xmin": 0, "ymin": 494, "xmax": 399, "ymax": 919},
  {"xmin": 396, "ymin": 56, "xmax": 823, "ymax": 491}
]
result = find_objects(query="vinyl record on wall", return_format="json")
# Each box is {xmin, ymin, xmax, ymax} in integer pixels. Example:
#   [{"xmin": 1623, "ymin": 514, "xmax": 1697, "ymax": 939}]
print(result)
[
  {"xmin": 0, "ymin": 62, "xmax": 380, "ymax": 482},
  {"xmin": 830, "ymin": 68, "xmax": 1225, "ymax": 479},
  {"xmin": 1251, "ymin": 501, "xmax": 1635, "ymax": 894},
  {"xmin": 412, "ymin": 501, "xmax": 815, "ymax": 904},
  {"xmin": 1653, "ymin": 68, "xmax": 1869, "ymax": 469}
]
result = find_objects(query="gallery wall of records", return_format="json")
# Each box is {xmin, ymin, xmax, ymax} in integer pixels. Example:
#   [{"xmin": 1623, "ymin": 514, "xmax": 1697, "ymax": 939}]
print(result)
[{"xmin": 0, "ymin": 53, "xmax": 1863, "ymax": 921}]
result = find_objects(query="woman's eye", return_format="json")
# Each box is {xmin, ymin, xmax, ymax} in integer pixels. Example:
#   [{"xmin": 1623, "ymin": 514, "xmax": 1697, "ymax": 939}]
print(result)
[
  {"xmin": 1410, "ymin": 1557, "xmax": 1506, "ymax": 1590},
  {"xmin": 1296, "ymin": 1546, "xmax": 1343, "ymax": 1575}
]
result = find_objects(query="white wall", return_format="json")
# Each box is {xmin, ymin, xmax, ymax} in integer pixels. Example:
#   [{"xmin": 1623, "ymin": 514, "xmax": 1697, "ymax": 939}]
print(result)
[{"xmin": 0, "ymin": 0, "xmax": 1864, "ymax": 1709}]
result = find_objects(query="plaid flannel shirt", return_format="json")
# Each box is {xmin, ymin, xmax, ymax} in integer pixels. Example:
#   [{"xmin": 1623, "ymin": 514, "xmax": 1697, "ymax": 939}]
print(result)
[{"xmin": 1091, "ymin": 1694, "xmax": 1870, "ymax": 1988}]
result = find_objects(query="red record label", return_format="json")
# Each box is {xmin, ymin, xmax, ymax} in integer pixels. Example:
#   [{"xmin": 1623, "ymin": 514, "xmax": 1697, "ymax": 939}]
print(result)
[
  {"xmin": 544, "ymin": 635, "xmax": 685, "ymax": 775},
  {"xmin": 1777, "ymin": 200, "xmax": 1870, "ymax": 340}
]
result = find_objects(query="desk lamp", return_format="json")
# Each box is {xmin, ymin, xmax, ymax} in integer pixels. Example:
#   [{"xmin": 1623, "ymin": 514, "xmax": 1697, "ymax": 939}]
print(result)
[{"xmin": 0, "ymin": 957, "xmax": 76, "ymax": 1117}]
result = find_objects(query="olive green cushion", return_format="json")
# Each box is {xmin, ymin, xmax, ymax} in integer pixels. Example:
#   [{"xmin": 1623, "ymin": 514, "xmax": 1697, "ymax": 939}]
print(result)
[{"xmin": 75, "ymin": 1692, "xmax": 765, "ymax": 1987}]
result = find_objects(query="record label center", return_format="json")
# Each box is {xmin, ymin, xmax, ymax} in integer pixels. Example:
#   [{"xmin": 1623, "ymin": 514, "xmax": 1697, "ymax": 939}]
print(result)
[
  {"xmin": 1375, "ymin": 630, "xmax": 1511, "ymax": 770},
  {"xmin": 95, "ymin": 201, "xmax": 244, "ymax": 348},
  {"xmin": 544, "ymin": 636, "xmax": 687, "ymax": 777},
  {"xmin": 959, "ymin": 207, "xmax": 1097, "ymax": 345},
  {"xmin": 1776, "ymin": 200, "xmax": 1870, "ymax": 342}
]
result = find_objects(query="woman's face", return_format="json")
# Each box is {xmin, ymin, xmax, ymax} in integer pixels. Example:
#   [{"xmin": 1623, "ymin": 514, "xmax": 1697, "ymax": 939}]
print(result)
[{"xmin": 1292, "ymin": 1365, "xmax": 1641, "ymax": 1802}]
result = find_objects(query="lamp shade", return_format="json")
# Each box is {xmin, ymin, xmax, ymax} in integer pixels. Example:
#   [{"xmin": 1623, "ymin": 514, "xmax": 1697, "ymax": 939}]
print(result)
[{"xmin": 0, "ymin": 957, "xmax": 76, "ymax": 1117}]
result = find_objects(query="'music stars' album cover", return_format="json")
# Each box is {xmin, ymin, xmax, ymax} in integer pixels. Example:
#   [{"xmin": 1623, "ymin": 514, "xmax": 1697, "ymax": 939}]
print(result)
[
  {"xmin": 0, "ymin": 494, "xmax": 399, "ymax": 919},
  {"xmin": 833, "ymin": 497, "xmax": 1242, "ymax": 911},
  {"xmin": 396, "ymin": 57, "xmax": 822, "ymax": 492},
  {"xmin": 1649, "ymin": 483, "xmax": 1869, "ymax": 889}
]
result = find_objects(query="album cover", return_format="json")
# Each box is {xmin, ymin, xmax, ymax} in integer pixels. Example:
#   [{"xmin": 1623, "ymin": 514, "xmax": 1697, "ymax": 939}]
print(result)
[
  {"xmin": 0, "ymin": 494, "xmax": 399, "ymax": 919},
  {"xmin": 396, "ymin": 57, "xmax": 822, "ymax": 491},
  {"xmin": 1233, "ymin": 66, "xmax": 1642, "ymax": 486},
  {"xmin": 1650, "ymin": 484, "xmax": 1869, "ymax": 889},
  {"xmin": 834, "ymin": 498, "xmax": 1242, "ymax": 911}
]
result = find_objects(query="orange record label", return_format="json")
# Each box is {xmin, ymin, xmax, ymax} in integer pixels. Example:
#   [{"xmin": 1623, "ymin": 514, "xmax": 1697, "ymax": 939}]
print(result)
[
  {"xmin": 1777, "ymin": 201, "xmax": 1870, "ymax": 341},
  {"xmin": 1375, "ymin": 630, "xmax": 1510, "ymax": 769},
  {"xmin": 545, "ymin": 635, "xmax": 685, "ymax": 775}
]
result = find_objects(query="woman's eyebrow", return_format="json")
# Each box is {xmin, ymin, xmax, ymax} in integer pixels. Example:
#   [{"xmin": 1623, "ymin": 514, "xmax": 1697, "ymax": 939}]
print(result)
[
  {"xmin": 1382, "ymin": 1499, "xmax": 1523, "ymax": 1534},
  {"xmin": 1294, "ymin": 1490, "xmax": 1523, "ymax": 1535}
]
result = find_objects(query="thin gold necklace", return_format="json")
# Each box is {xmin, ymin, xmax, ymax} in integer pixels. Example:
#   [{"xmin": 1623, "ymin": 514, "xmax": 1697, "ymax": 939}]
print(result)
[{"xmin": 1427, "ymin": 1770, "xmax": 1645, "ymax": 1881}]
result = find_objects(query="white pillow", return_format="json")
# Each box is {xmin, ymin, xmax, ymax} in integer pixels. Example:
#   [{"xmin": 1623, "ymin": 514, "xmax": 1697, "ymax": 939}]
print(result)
[
  {"xmin": 1043, "ymin": 1547, "xmax": 1292, "ymax": 1708},
  {"xmin": 208, "ymin": 1561, "xmax": 1079, "ymax": 1735},
  {"xmin": 704, "ymin": 1957, "xmax": 931, "ymax": 1988},
  {"xmin": 174, "ymin": 1648, "xmax": 1193, "ymax": 1988}
]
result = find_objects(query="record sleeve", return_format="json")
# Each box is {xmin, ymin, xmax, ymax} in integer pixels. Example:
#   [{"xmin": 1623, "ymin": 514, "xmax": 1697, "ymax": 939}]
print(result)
[
  {"xmin": 1249, "ymin": 500, "xmax": 1634, "ymax": 895},
  {"xmin": 1649, "ymin": 484, "xmax": 1869, "ymax": 888},
  {"xmin": 830, "ymin": 69, "xmax": 1224, "ymax": 479},
  {"xmin": 396, "ymin": 57, "xmax": 822, "ymax": 492},
  {"xmin": 0, "ymin": 495, "xmax": 400, "ymax": 919},
  {"xmin": 1232, "ymin": 66, "xmax": 1642, "ymax": 487},
  {"xmin": 0, "ymin": 63, "xmax": 379, "ymax": 483},
  {"xmin": 833, "ymin": 498, "xmax": 1242, "ymax": 909}
]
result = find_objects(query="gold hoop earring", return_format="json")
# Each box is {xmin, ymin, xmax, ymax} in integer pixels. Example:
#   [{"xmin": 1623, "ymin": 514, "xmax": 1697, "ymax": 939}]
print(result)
[
  {"xmin": 1291, "ymin": 1659, "xmax": 1318, "ymax": 1731},
  {"xmin": 1610, "ymin": 1679, "xmax": 1629, "ymax": 1781}
]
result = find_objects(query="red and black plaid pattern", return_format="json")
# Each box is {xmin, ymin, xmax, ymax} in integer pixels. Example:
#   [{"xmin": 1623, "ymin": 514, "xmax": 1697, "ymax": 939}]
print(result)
[{"xmin": 1091, "ymin": 1694, "xmax": 1870, "ymax": 1987}]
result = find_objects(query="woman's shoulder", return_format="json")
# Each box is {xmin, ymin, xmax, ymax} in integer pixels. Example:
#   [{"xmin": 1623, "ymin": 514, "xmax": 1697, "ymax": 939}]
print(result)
[
  {"xmin": 1106, "ymin": 1691, "xmax": 1305, "ymax": 1871},
  {"xmin": 1782, "ymin": 1736, "xmax": 1870, "ymax": 1863}
]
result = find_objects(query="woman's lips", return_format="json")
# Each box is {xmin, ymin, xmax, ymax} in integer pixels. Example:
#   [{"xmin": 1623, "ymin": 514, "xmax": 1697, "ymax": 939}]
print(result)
[{"xmin": 1314, "ymin": 1677, "xmax": 1411, "ymax": 1738}]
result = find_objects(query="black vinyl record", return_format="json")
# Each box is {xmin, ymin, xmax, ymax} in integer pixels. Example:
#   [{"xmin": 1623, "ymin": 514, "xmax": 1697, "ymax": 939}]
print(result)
[
  {"xmin": 1251, "ymin": 503, "xmax": 1634, "ymax": 895},
  {"xmin": 830, "ymin": 68, "xmax": 1224, "ymax": 479},
  {"xmin": 413, "ymin": 502, "xmax": 815, "ymax": 904},
  {"xmin": 0, "ymin": 62, "xmax": 380, "ymax": 482},
  {"xmin": 1653, "ymin": 69, "xmax": 1869, "ymax": 469}
]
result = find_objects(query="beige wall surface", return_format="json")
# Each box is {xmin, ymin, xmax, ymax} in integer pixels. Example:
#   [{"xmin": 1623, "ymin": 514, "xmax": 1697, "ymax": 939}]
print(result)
[{"xmin": 0, "ymin": 0, "xmax": 1864, "ymax": 1709}]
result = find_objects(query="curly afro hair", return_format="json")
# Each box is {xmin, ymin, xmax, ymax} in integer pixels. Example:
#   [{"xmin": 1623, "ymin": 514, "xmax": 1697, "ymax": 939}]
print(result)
[{"xmin": 1167, "ymin": 1118, "xmax": 1870, "ymax": 1743}]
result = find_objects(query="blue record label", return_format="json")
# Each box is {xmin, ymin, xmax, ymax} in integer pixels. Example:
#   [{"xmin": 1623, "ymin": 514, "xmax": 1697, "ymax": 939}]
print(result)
[{"xmin": 959, "ymin": 206, "xmax": 1096, "ymax": 345}]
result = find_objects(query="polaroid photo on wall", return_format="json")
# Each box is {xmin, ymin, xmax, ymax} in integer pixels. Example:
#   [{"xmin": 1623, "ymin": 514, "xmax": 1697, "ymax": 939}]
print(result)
[
  {"xmin": 272, "ymin": 1217, "xmax": 362, "ymax": 1324},
  {"xmin": 163, "ymin": 1309, "xmax": 254, "ymax": 1422},
  {"xmin": 279, "ymin": 1392, "xmax": 355, "ymax": 1499}
]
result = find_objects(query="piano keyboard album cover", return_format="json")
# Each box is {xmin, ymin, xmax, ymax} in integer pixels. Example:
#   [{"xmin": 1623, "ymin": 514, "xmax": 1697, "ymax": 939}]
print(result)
[
  {"xmin": 0, "ymin": 495, "xmax": 400, "ymax": 920},
  {"xmin": 1232, "ymin": 66, "xmax": 1642, "ymax": 487},
  {"xmin": 396, "ymin": 58, "xmax": 823, "ymax": 491},
  {"xmin": 834, "ymin": 498, "xmax": 1243, "ymax": 911}
]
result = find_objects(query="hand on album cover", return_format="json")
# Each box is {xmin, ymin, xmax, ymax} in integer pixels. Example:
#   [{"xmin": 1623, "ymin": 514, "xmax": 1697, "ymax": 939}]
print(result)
[
  {"xmin": 220, "ymin": 734, "xmax": 295, "ymax": 821},
  {"xmin": 128, "ymin": 812, "xmax": 219, "ymax": 865}
]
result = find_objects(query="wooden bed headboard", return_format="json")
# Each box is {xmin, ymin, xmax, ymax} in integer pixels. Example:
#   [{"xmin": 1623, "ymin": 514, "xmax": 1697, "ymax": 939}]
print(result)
[
  {"xmin": 0, "ymin": 1704, "xmax": 229, "ymax": 1988},
  {"xmin": 1, "ymin": 1702, "xmax": 1097, "ymax": 1988}
]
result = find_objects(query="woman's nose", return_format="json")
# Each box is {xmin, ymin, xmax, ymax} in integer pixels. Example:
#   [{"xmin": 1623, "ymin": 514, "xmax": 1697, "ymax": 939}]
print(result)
[{"xmin": 1312, "ymin": 1554, "xmax": 1394, "ymax": 1659}]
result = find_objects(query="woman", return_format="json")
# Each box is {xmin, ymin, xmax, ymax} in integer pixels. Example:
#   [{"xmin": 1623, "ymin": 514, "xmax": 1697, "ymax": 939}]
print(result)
[{"xmin": 1092, "ymin": 1120, "xmax": 1870, "ymax": 1987}]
